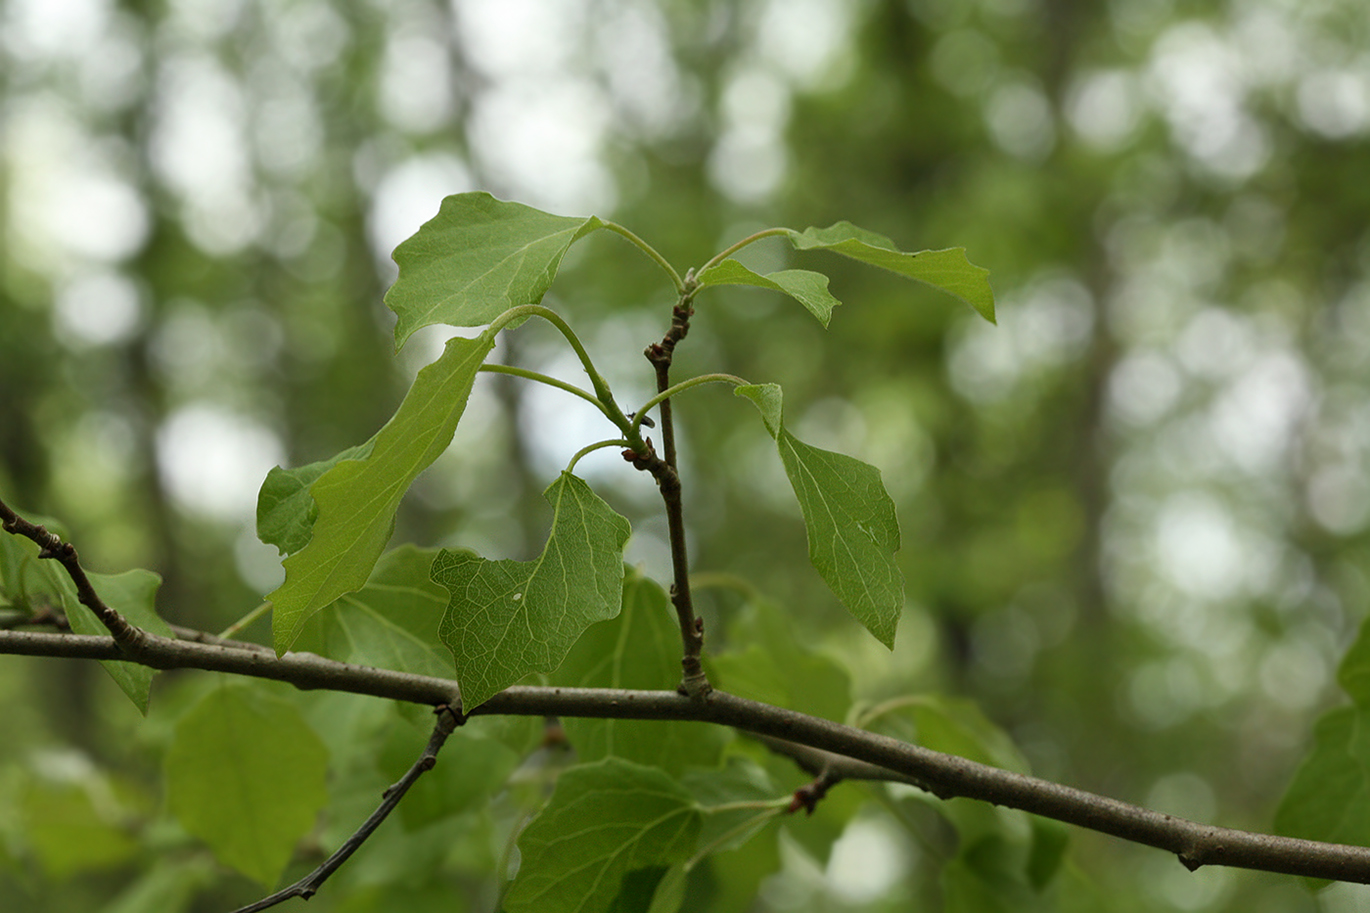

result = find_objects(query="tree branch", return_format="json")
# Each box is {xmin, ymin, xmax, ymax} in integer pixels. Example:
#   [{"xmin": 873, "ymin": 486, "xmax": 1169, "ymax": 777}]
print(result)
[
  {"xmin": 230, "ymin": 705, "xmax": 461, "ymax": 913},
  {"xmin": 3, "ymin": 627, "xmax": 1368, "ymax": 884},
  {"xmin": 0, "ymin": 498, "xmax": 145, "ymax": 648},
  {"xmin": 634, "ymin": 293, "xmax": 709, "ymax": 696}
]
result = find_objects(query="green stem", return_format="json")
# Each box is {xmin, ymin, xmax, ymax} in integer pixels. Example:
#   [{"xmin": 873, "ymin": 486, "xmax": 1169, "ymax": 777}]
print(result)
[
  {"xmin": 489, "ymin": 305, "xmax": 642, "ymax": 448},
  {"xmin": 602, "ymin": 221, "xmax": 685, "ymax": 294},
  {"xmin": 853, "ymin": 694, "xmax": 933, "ymax": 730},
  {"xmin": 630, "ymin": 373, "xmax": 749, "ymax": 438},
  {"xmin": 686, "ymin": 804, "xmax": 787, "ymax": 868},
  {"xmin": 696, "ymin": 228, "xmax": 791, "ymax": 277},
  {"xmin": 218, "ymin": 601, "xmax": 270, "ymax": 640},
  {"xmin": 478, "ymin": 365, "xmax": 617, "ymax": 424},
  {"xmin": 565, "ymin": 439, "xmax": 631, "ymax": 474}
]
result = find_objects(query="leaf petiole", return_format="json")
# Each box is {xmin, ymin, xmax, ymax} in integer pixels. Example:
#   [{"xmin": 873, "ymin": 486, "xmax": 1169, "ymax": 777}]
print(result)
[
  {"xmin": 218, "ymin": 601, "xmax": 270, "ymax": 640},
  {"xmin": 565, "ymin": 439, "xmax": 632, "ymax": 474},
  {"xmin": 478, "ymin": 365, "xmax": 620, "ymax": 425},
  {"xmin": 488, "ymin": 305, "xmax": 642, "ymax": 447},
  {"xmin": 602, "ymin": 221, "xmax": 685, "ymax": 294},
  {"xmin": 685, "ymin": 801, "xmax": 788, "ymax": 869},
  {"xmin": 630, "ymin": 373, "xmax": 750, "ymax": 438},
  {"xmin": 696, "ymin": 228, "xmax": 790, "ymax": 279}
]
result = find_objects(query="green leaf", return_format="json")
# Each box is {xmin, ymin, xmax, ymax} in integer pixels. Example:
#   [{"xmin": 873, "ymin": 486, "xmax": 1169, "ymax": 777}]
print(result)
[
  {"xmin": 643, "ymin": 864, "xmax": 688, "ymax": 913},
  {"xmin": 682, "ymin": 758, "xmax": 780, "ymax": 854},
  {"xmin": 693, "ymin": 260, "xmax": 840, "ymax": 327},
  {"xmin": 784, "ymin": 222, "xmax": 995, "ymax": 323},
  {"xmin": 866, "ymin": 694, "xmax": 1030, "ymax": 774},
  {"xmin": 102, "ymin": 859, "xmax": 215, "ymax": 913},
  {"xmin": 385, "ymin": 191, "xmax": 605, "ymax": 347},
  {"xmin": 694, "ymin": 826, "xmax": 781, "ymax": 913},
  {"xmin": 872, "ymin": 695, "xmax": 1067, "ymax": 893},
  {"xmin": 268, "ymin": 331, "xmax": 495, "ymax": 653},
  {"xmin": 0, "ymin": 512, "xmax": 78, "ymax": 617},
  {"xmin": 1277, "ymin": 615, "xmax": 1370, "ymax": 860},
  {"xmin": 552, "ymin": 571, "xmax": 728, "ymax": 773},
  {"xmin": 1276, "ymin": 707, "xmax": 1370, "ymax": 850},
  {"xmin": 293, "ymin": 544, "xmax": 453, "ymax": 678},
  {"xmin": 1336, "ymin": 614, "xmax": 1370, "ymax": 708},
  {"xmin": 21, "ymin": 775, "xmax": 140, "ymax": 877},
  {"xmin": 433, "ymin": 472, "xmax": 630, "ymax": 710},
  {"xmin": 165, "ymin": 686, "xmax": 329, "ymax": 887},
  {"xmin": 257, "ymin": 442, "xmax": 373, "ymax": 557},
  {"xmin": 504, "ymin": 759, "xmax": 702, "ymax": 913},
  {"xmin": 735, "ymin": 383, "xmax": 903, "ymax": 647},
  {"xmin": 67, "ymin": 569, "xmax": 173, "ymax": 714},
  {"xmin": 708, "ymin": 598, "xmax": 851, "ymax": 723}
]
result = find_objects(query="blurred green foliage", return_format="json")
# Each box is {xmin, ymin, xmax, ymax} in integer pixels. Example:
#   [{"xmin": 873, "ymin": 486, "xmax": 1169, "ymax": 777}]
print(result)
[{"xmin": 3, "ymin": 0, "xmax": 1370, "ymax": 910}]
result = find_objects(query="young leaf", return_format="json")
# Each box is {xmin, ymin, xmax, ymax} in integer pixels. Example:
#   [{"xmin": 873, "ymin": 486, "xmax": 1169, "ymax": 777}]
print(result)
[
  {"xmin": 433, "ymin": 472, "xmax": 631, "ymax": 711},
  {"xmin": 385, "ymin": 191, "xmax": 605, "ymax": 347},
  {"xmin": 693, "ymin": 260, "xmax": 840, "ymax": 327},
  {"xmin": 503, "ymin": 758, "xmax": 702, "ymax": 913},
  {"xmin": 257, "ymin": 441, "xmax": 373, "ymax": 557},
  {"xmin": 268, "ymin": 331, "xmax": 495, "ymax": 654},
  {"xmin": 291, "ymin": 544, "xmax": 453, "ymax": 678},
  {"xmin": 552, "ymin": 571, "xmax": 729, "ymax": 773},
  {"xmin": 735, "ymin": 384, "xmax": 903, "ymax": 648},
  {"xmin": 165, "ymin": 686, "xmax": 329, "ymax": 888},
  {"xmin": 785, "ymin": 222, "xmax": 995, "ymax": 323}
]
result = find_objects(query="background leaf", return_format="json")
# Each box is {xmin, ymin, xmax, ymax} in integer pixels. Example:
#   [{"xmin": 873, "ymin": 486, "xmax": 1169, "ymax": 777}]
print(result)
[
  {"xmin": 736, "ymin": 384, "xmax": 903, "ymax": 648},
  {"xmin": 165, "ymin": 686, "xmax": 329, "ymax": 887},
  {"xmin": 433, "ymin": 472, "xmax": 630, "ymax": 710},
  {"xmin": 707, "ymin": 598, "xmax": 852, "ymax": 724},
  {"xmin": 693, "ymin": 260, "xmax": 840, "ymax": 326},
  {"xmin": 870, "ymin": 695, "xmax": 1067, "ymax": 897},
  {"xmin": 784, "ymin": 222, "xmax": 995, "ymax": 323},
  {"xmin": 385, "ymin": 191, "xmax": 605, "ymax": 347},
  {"xmin": 292, "ymin": 544, "xmax": 452, "ymax": 678},
  {"xmin": 1275, "ymin": 708, "xmax": 1370, "ymax": 851},
  {"xmin": 552, "ymin": 571, "xmax": 728, "ymax": 773},
  {"xmin": 1276, "ymin": 616, "xmax": 1370, "ymax": 852},
  {"xmin": 377, "ymin": 721, "xmax": 521, "ymax": 830},
  {"xmin": 268, "ymin": 331, "xmax": 495, "ymax": 653},
  {"xmin": 504, "ymin": 758, "xmax": 702, "ymax": 913},
  {"xmin": 20, "ymin": 771, "xmax": 141, "ymax": 878}
]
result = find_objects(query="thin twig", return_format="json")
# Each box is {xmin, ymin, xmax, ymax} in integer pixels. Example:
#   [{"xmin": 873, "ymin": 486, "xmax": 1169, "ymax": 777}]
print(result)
[
  {"xmin": 748, "ymin": 732, "xmax": 933, "ymax": 792},
  {"xmin": 0, "ymin": 497, "xmax": 144, "ymax": 648},
  {"xmin": 230, "ymin": 705, "xmax": 462, "ymax": 913},
  {"xmin": 633, "ymin": 296, "xmax": 709, "ymax": 696}
]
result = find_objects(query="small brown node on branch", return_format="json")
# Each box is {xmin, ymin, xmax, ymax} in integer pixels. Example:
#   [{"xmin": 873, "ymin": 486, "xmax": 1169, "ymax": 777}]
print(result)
[
  {"xmin": 434, "ymin": 703, "xmax": 463, "ymax": 729},
  {"xmin": 541, "ymin": 717, "xmax": 568, "ymax": 750},
  {"xmin": 788, "ymin": 777, "xmax": 834, "ymax": 816}
]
